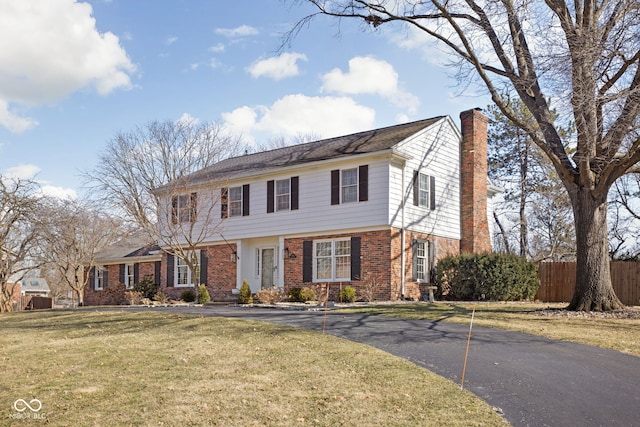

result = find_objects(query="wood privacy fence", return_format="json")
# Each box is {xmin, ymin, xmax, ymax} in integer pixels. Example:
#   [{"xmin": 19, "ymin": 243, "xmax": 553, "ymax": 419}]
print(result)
[{"xmin": 536, "ymin": 261, "xmax": 640, "ymax": 306}]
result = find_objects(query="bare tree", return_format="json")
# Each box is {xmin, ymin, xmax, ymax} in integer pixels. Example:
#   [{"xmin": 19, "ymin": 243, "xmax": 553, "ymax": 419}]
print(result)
[
  {"xmin": 84, "ymin": 117, "xmax": 244, "ymax": 301},
  {"xmin": 292, "ymin": 0, "xmax": 640, "ymax": 311},
  {"xmin": 39, "ymin": 198, "xmax": 126, "ymax": 306},
  {"xmin": 83, "ymin": 117, "xmax": 244, "ymax": 232},
  {"xmin": 609, "ymin": 175, "xmax": 640, "ymax": 259},
  {"xmin": 0, "ymin": 177, "xmax": 42, "ymax": 312}
]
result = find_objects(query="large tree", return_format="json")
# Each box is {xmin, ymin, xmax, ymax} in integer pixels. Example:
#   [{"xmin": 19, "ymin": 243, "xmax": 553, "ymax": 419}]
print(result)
[
  {"xmin": 38, "ymin": 198, "xmax": 125, "ymax": 306},
  {"xmin": 84, "ymin": 117, "xmax": 244, "ymax": 300},
  {"xmin": 0, "ymin": 177, "xmax": 42, "ymax": 312},
  {"xmin": 293, "ymin": 0, "xmax": 640, "ymax": 311}
]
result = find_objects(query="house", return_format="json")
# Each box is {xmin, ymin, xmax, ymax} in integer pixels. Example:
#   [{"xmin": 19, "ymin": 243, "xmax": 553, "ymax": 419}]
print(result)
[
  {"xmin": 9, "ymin": 278, "xmax": 52, "ymax": 310},
  {"xmin": 85, "ymin": 109, "xmax": 495, "ymax": 304},
  {"xmin": 84, "ymin": 235, "xmax": 161, "ymax": 306}
]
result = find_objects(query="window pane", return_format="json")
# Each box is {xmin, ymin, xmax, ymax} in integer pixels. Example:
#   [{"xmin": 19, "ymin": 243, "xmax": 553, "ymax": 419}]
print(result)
[
  {"xmin": 230, "ymin": 186, "xmax": 242, "ymax": 217},
  {"xmin": 276, "ymin": 179, "xmax": 290, "ymax": 211},
  {"xmin": 335, "ymin": 255, "xmax": 351, "ymax": 279},
  {"xmin": 419, "ymin": 173, "xmax": 429, "ymax": 207},
  {"xmin": 316, "ymin": 242, "xmax": 332, "ymax": 257},
  {"xmin": 316, "ymin": 257, "xmax": 332, "ymax": 280},
  {"xmin": 342, "ymin": 169, "xmax": 357, "ymax": 203},
  {"xmin": 335, "ymin": 240, "xmax": 351, "ymax": 256}
]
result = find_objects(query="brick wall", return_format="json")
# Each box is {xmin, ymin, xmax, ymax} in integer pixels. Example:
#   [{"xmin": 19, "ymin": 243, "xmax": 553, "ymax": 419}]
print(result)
[
  {"xmin": 460, "ymin": 108, "xmax": 491, "ymax": 254},
  {"xmin": 284, "ymin": 229, "xmax": 459, "ymax": 302}
]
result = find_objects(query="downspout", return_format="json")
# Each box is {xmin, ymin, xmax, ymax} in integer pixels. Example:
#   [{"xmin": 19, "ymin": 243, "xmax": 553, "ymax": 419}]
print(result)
[{"xmin": 400, "ymin": 165, "xmax": 406, "ymax": 299}]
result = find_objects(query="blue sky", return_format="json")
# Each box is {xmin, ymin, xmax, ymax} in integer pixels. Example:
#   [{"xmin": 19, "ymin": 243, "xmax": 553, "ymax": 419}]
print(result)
[{"xmin": 0, "ymin": 0, "xmax": 489, "ymax": 198}]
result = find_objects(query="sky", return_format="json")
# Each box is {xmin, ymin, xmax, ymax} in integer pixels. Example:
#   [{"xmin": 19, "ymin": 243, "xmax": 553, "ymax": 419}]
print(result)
[{"xmin": 0, "ymin": 0, "xmax": 490, "ymax": 199}]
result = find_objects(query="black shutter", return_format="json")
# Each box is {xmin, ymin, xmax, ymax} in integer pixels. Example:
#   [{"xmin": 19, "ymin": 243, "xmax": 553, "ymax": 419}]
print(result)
[
  {"xmin": 428, "ymin": 241, "xmax": 436, "ymax": 283},
  {"xmin": 89, "ymin": 267, "xmax": 96, "ymax": 290},
  {"xmin": 351, "ymin": 236, "xmax": 361, "ymax": 281},
  {"xmin": 103, "ymin": 269, "xmax": 109, "ymax": 289},
  {"xmin": 221, "ymin": 188, "xmax": 228, "ymax": 219},
  {"xmin": 119, "ymin": 264, "xmax": 125, "ymax": 284},
  {"xmin": 190, "ymin": 192, "xmax": 198, "ymax": 222},
  {"xmin": 331, "ymin": 170, "xmax": 340, "ymax": 205},
  {"xmin": 171, "ymin": 196, "xmax": 178, "ymax": 224},
  {"xmin": 167, "ymin": 254, "xmax": 174, "ymax": 287},
  {"xmin": 242, "ymin": 184, "xmax": 250, "ymax": 216},
  {"xmin": 154, "ymin": 261, "xmax": 161, "ymax": 285},
  {"xmin": 200, "ymin": 250, "xmax": 208, "ymax": 285},
  {"xmin": 412, "ymin": 239, "xmax": 418, "ymax": 281},
  {"xmin": 430, "ymin": 176, "xmax": 436, "ymax": 210},
  {"xmin": 133, "ymin": 263, "xmax": 140, "ymax": 284},
  {"xmin": 267, "ymin": 180, "xmax": 275, "ymax": 213},
  {"xmin": 302, "ymin": 241, "xmax": 313, "ymax": 283},
  {"xmin": 291, "ymin": 176, "xmax": 299, "ymax": 210},
  {"xmin": 358, "ymin": 165, "xmax": 368, "ymax": 202},
  {"xmin": 413, "ymin": 170, "xmax": 419, "ymax": 206}
]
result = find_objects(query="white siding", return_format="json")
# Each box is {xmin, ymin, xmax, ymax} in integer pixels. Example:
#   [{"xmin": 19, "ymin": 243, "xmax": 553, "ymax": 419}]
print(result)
[
  {"xmin": 389, "ymin": 117, "xmax": 461, "ymax": 240},
  {"xmin": 205, "ymin": 156, "xmax": 391, "ymax": 241}
]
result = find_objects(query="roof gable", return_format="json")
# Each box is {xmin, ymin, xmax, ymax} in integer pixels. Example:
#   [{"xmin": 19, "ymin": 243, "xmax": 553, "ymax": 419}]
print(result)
[{"xmin": 163, "ymin": 116, "xmax": 445, "ymax": 188}]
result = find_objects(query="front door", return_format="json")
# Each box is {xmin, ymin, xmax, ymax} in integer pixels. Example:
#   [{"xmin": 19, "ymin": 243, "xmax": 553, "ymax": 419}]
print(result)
[{"xmin": 260, "ymin": 248, "xmax": 275, "ymax": 288}]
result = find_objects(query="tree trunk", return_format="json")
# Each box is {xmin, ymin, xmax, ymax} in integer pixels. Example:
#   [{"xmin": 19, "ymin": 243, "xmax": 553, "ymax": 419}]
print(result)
[{"xmin": 568, "ymin": 188, "xmax": 624, "ymax": 311}]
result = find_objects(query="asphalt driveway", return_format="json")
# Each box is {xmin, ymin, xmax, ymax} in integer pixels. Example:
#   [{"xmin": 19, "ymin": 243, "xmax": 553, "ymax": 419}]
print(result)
[{"xmin": 122, "ymin": 305, "xmax": 640, "ymax": 426}]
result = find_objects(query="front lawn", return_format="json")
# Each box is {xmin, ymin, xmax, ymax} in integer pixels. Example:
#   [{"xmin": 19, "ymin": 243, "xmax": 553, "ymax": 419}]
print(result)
[{"xmin": 1, "ymin": 310, "xmax": 507, "ymax": 426}]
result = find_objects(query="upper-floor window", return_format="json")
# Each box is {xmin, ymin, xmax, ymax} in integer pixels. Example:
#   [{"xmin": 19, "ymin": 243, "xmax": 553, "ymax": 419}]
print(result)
[
  {"xmin": 276, "ymin": 179, "xmax": 290, "ymax": 211},
  {"xmin": 171, "ymin": 192, "xmax": 197, "ymax": 223},
  {"xmin": 341, "ymin": 168, "xmax": 358, "ymax": 203},
  {"xmin": 331, "ymin": 165, "xmax": 368, "ymax": 205},
  {"xmin": 267, "ymin": 177, "xmax": 299, "ymax": 213},
  {"xmin": 221, "ymin": 184, "xmax": 250, "ymax": 218},
  {"xmin": 413, "ymin": 171, "xmax": 436, "ymax": 210}
]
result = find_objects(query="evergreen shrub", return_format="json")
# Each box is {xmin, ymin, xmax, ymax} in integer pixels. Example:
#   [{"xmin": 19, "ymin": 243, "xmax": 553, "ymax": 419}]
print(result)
[
  {"xmin": 436, "ymin": 253, "xmax": 539, "ymax": 301},
  {"xmin": 238, "ymin": 280, "xmax": 253, "ymax": 304}
]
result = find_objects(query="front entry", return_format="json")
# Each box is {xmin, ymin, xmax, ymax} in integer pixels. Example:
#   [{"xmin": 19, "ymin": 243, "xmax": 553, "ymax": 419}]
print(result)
[{"xmin": 259, "ymin": 248, "xmax": 275, "ymax": 288}]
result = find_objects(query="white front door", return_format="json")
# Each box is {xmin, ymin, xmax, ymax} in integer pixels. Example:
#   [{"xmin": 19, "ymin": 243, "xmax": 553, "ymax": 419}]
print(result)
[{"xmin": 259, "ymin": 247, "xmax": 276, "ymax": 288}]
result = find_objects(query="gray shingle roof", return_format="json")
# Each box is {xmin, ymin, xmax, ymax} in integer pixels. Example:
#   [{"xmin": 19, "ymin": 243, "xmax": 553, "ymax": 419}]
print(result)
[{"xmin": 165, "ymin": 116, "xmax": 444, "ymax": 188}]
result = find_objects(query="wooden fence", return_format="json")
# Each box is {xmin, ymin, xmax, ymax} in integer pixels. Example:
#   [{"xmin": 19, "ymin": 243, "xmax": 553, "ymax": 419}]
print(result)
[{"xmin": 536, "ymin": 261, "xmax": 640, "ymax": 306}]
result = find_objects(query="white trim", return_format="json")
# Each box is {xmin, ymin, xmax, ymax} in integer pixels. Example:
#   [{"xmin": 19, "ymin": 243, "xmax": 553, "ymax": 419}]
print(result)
[
  {"xmin": 313, "ymin": 238, "xmax": 351, "ymax": 282},
  {"xmin": 174, "ymin": 251, "xmax": 200, "ymax": 288}
]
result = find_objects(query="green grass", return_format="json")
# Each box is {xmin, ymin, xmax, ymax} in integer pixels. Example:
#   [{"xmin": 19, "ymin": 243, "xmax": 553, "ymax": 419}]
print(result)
[
  {"xmin": 339, "ymin": 302, "xmax": 640, "ymax": 357},
  {"xmin": 1, "ymin": 310, "xmax": 508, "ymax": 426}
]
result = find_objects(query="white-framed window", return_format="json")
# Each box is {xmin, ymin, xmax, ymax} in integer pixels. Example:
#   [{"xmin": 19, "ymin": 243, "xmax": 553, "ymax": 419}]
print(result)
[
  {"xmin": 415, "ymin": 241, "xmax": 427, "ymax": 281},
  {"xmin": 174, "ymin": 252, "xmax": 200, "ymax": 287},
  {"xmin": 229, "ymin": 186, "xmax": 243, "ymax": 217},
  {"xmin": 418, "ymin": 173, "xmax": 430, "ymax": 208},
  {"xmin": 276, "ymin": 179, "xmax": 290, "ymax": 211},
  {"xmin": 124, "ymin": 264, "xmax": 134, "ymax": 289},
  {"xmin": 341, "ymin": 168, "xmax": 358, "ymax": 203},
  {"xmin": 314, "ymin": 238, "xmax": 351, "ymax": 281},
  {"xmin": 171, "ymin": 193, "xmax": 197, "ymax": 223},
  {"xmin": 95, "ymin": 265, "xmax": 104, "ymax": 290}
]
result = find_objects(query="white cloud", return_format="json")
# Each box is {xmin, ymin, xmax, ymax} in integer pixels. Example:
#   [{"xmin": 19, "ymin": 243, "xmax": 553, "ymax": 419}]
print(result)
[
  {"xmin": 39, "ymin": 184, "xmax": 77, "ymax": 200},
  {"xmin": 166, "ymin": 36, "xmax": 178, "ymax": 46},
  {"xmin": 0, "ymin": 0, "xmax": 136, "ymax": 132},
  {"xmin": 4, "ymin": 164, "xmax": 41, "ymax": 180},
  {"xmin": 247, "ymin": 53, "xmax": 308, "ymax": 80},
  {"xmin": 321, "ymin": 56, "xmax": 419, "ymax": 113},
  {"xmin": 176, "ymin": 112, "xmax": 199, "ymax": 125},
  {"xmin": 0, "ymin": 100, "xmax": 38, "ymax": 133},
  {"xmin": 215, "ymin": 25, "xmax": 258, "ymax": 38},
  {"xmin": 222, "ymin": 94, "xmax": 376, "ymax": 141},
  {"xmin": 209, "ymin": 43, "xmax": 225, "ymax": 53}
]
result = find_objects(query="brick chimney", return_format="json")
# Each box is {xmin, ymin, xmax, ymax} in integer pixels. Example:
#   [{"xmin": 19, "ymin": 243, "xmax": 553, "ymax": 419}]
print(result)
[{"xmin": 460, "ymin": 108, "xmax": 491, "ymax": 253}]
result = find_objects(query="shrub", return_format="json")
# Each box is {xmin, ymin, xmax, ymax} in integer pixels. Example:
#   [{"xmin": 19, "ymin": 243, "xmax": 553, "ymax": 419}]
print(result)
[
  {"xmin": 180, "ymin": 289, "xmax": 196, "ymax": 303},
  {"xmin": 154, "ymin": 292, "xmax": 169, "ymax": 305},
  {"xmin": 287, "ymin": 287, "xmax": 317, "ymax": 302},
  {"xmin": 103, "ymin": 283, "xmax": 127, "ymax": 305},
  {"xmin": 124, "ymin": 290, "xmax": 143, "ymax": 305},
  {"xmin": 255, "ymin": 286, "xmax": 284, "ymax": 304},
  {"xmin": 338, "ymin": 285, "xmax": 357, "ymax": 303},
  {"xmin": 238, "ymin": 280, "xmax": 253, "ymax": 304},
  {"xmin": 133, "ymin": 275, "xmax": 158, "ymax": 299},
  {"xmin": 197, "ymin": 284, "xmax": 211, "ymax": 304},
  {"xmin": 436, "ymin": 253, "xmax": 539, "ymax": 301}
]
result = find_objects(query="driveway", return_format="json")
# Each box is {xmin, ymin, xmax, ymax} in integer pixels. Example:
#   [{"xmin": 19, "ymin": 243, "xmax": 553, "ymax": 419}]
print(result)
[{"xmin": 122, "ymin": 305, "xmax": 640, "ymax": 427}]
